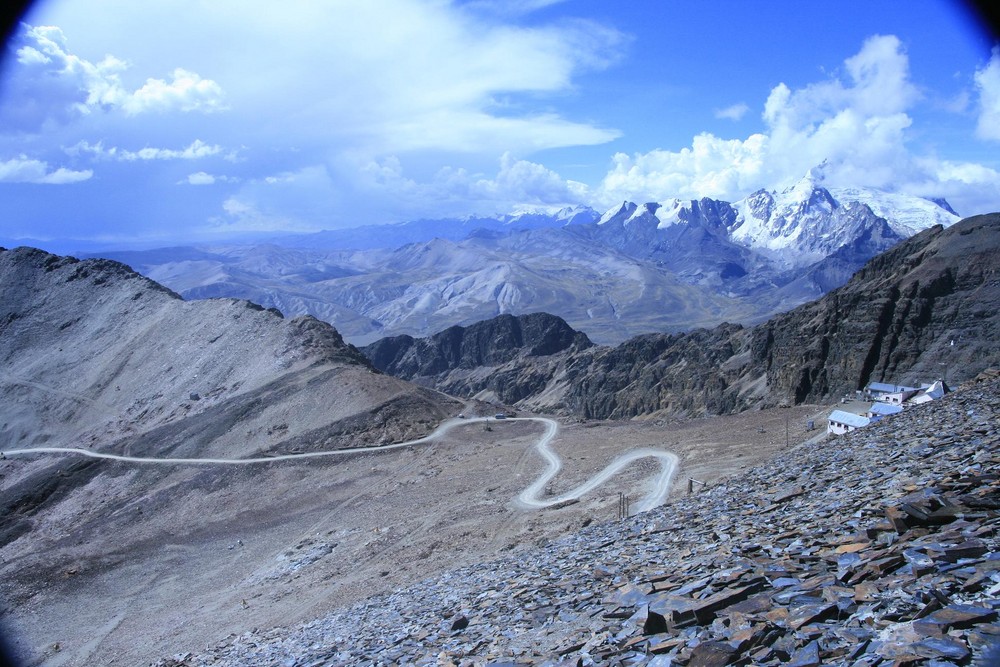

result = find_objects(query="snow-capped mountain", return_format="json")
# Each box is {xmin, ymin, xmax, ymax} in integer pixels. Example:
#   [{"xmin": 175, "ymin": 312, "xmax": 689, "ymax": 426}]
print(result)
[
  {"xmin": 727, "ymin": 165, "xmax": 958, "ymax": 264},
  {"xmin": 596, "ymin": 199, "xmax": 704, "ymax": 230},
  {"xmin": 729, "ymin": 179, "xmax": 901, "ymax": 269},
  {"xmin": 263, "ymin": 168, "xmax": 955, "ymax": 264},
  {"xmin": 592, "ymin": 168, "xmax": 958, "ymax": 272},
  {"xmin": 824, "ymin": 186, "xmax": 959, "ymax": 236}
]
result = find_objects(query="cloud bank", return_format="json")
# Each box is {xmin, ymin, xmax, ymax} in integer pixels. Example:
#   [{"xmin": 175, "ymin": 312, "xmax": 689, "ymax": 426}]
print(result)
[
  {"xmin": 592, "ymin": 35, "xmax": 1000, "ymax": 216},
  {"xmin": 5, "ymin": 24, "xmax": 225, "ymax": 130},
  {"xmin": 0, "ymin": 2, "xmax": 997, "ymax": 241}
]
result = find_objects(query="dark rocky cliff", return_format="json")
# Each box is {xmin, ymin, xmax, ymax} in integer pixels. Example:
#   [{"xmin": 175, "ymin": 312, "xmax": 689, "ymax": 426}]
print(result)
[
  {"xmin": 365, "ymin": 213, "xmax": 1000, "ymax": 419},
  {"xmin": 747, "ymin": 212, "xmax": 999, "ymax": 400},
  {"xmin": 364, "ymin": 312, "xmax": 592, "ymax": 377},
  {"xmin": 361, "ymin": 312, "xmax": 592, "ymax": 404}
]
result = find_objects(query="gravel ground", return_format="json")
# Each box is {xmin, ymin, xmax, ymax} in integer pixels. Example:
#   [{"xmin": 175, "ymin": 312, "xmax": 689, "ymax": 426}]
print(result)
[
  {"xmin": 150, "ymin": 377, "xmax": 1000, "ymax": 667},
  {"xmin": 1, "ymin": 401, "xmax": 824, "ymax": 666}
]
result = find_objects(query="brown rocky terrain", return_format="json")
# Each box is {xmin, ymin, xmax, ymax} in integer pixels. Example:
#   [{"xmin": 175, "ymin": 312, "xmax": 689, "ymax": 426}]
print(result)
[
  {"xmin": 364, "ymin": 213, "xmax": 1000, "ymax": 419},
  {"xmin": 0, "ymin": 245, "xmax": 832, "ymax": 667},
  {"xmin": 2, "ymin": 209, "xmax": 999, "ymax": 666},
  {"xmin": 151, "ymin": 372, "xmax": 1000, "ymax": 667},
  {"xmin": 0, "ymin": 245, "xmax": 462, "ymax": 663},
  {"xmin": 1, "ymin": 401, "xmax": 830, "ymax": 667}
]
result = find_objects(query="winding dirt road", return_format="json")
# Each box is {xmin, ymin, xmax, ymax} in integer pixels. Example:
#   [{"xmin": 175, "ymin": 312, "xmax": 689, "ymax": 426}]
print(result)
[
  {"xmin": 511, "ymin": 417, "xmax": 678, "ymax": 512},
  {"xmin": 2, "ymin": 416, "xmax": 679, "ymax": 512}
]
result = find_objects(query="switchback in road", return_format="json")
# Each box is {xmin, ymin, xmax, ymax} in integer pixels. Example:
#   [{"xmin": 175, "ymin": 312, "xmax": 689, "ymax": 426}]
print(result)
[{"xmin": 3, "ymin": 416, "xmax": 679, "ymax": 512}]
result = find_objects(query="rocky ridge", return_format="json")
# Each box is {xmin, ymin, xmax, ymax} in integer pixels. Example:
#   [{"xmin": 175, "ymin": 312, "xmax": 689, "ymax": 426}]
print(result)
[
  {"xmin": 365, "ymin": 213, "xmax": 1000, "ymax": 419},
  {"xmin": 362, "ymin": 313, "xmax": 593, "ymax": 404},
  {"xmin": 0, "ymin": 246, "xmax": 457, "ymax": 458},
  {"xmin": 157, "ymin": 373, "xmax": 1000, "ymax": 666}
]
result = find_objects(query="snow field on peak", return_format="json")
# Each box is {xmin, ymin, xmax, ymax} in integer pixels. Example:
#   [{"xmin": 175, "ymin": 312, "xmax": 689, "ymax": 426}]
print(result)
[
  {"xmin": 654, "ymin": 199, "xmax": 686, "ymax": 229},
  {"xmin": 827, "ymin": 186, "xmax": 959, "ymax": 236}
]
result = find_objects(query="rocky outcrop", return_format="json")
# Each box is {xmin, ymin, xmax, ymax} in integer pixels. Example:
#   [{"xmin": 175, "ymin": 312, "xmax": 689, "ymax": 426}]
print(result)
[
  {"xmin": 365, "ymin": 312, "xmax": 592, "ymax": 376},
  {"xmin": 157, "ymin": 369, "xmax": 1000, "ymax": 666},
  {"xmin": 362, "ymin": 312, "xmax": 593, "ymax": 405},
  {"xmin": 366, "ymin": 213, "xmax": 1000, "ymax": 419},
  {"xmin": 745, "ymin": 212, "xmax": 1000, "ymax": 400}
]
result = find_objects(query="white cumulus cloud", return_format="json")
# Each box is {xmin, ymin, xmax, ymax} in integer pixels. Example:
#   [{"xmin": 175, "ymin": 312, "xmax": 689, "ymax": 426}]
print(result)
[
  {"xmin": 0, "ymin": 5, "xmax": 626, "ymax": 237},
  {"xmin": 2, "ymin": 23, "xmax": 225, "ymax": 132},
  {"xmin": 466, "ymin": 152, "xmax": 588, "ymax": 205},
  {"xmin": 122, "ymin": 68, "xmax": 227, "ymax": 115},
  {"xmin": 67, "ymin": 139, "xmax": 223, "ymax": 161},
  {"xmin": 974, "ymin": 48, "xmax": 1000, "ymax": 142},
  {"xmin": 186, "ymin": 172, "xmax": 215, "ymax": 185},
  {"xmin": 599, "ymin": 133, "xmax": 769, "ymax": 204},
  {"xmin": 593, "ymin": 34, "xmax": 999, "ymax": 216},
  {"xmin": 121, "ymin": 140, "xmax": 223, "ymax": 161},
  {"xmin": 182, "ymin": 171, "xmax": 240, "ymax": 186},
  {"xmin": 714, "ymin": 103, "xmax": 750, "ymax": 121},
  {"xmin": 0, "ymin": 155, "xmax": 92, "ymax": 184},
  {"xmin": 354, "ymin": 152, "xmax": 589, "ymax": 216}
]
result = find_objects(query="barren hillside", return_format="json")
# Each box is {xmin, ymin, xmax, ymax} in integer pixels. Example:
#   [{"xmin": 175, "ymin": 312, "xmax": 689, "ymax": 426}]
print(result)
[
  {"xmin": 0, "ymin": 247, "xmax": 458, "ymax": 462},
  {"xmin": 0, "ymin": 246, "xmax": 468, "ymax": 663},
  {"xmin": 0, "ymin": 246, "xmax": 836, "ymax": 667}
]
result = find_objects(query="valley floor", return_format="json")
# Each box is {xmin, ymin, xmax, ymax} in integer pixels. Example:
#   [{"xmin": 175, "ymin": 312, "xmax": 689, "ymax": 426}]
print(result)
[{"xmin": 0, "ymin": 402, "xmax": 825, "ymax": 666}]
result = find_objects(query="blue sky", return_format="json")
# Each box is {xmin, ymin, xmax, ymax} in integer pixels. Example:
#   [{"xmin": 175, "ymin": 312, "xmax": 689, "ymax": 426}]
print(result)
[{"xmin": 1, "ymin": 0, "xmax": 998, "ymax": 247}]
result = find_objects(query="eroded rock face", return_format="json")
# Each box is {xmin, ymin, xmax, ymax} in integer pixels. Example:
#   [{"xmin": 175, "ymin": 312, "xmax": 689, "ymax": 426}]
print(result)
[
  {"xmin": 364, "ymin": 312, "xmax": 592, "ymax": 376},
  {"xmin": 365, "ymin": 213, "xmax": 1000, "ymax": 419},
  {"xmin": 568, "ymin": 213, "xmax": 1000, "ymax": 418},
  {"xmin": 745, "ymin": 212, "xmax": 1000, "ymax": 402}
]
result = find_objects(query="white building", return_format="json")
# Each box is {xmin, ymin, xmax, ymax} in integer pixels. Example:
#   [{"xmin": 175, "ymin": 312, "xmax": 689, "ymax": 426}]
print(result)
[
  {"xmin": 832, "ymin": 379, "xmax": 948, "ymax": 436},
  {"xmin": 828, "ymin": 409, "xmax": 871, "ymax": 435},
  {"xmin": 908, "ymin": 380, "xmax": 948, "ymax": 406},
  {"xmin": 865, "ymin": 382, "xmax": 919, "ymax": 405},
  {"xmin": 867, "ymin": 403, "xmax": 904, "ymax": 420}
]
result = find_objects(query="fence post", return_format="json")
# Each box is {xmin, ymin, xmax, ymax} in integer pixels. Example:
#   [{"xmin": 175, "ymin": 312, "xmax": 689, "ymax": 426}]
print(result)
[
  {"xmin": 617, "ymin": 492, "xmax": 630, "ymax": 520},
  {"xmin": 688, "ymin": 478, "xmax": 706, "ymax": 494}
]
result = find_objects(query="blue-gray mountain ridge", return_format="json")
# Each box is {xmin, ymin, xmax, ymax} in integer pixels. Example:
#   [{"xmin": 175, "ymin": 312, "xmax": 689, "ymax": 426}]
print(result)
[{"xmin": 83, "ymin": 171, "xmax": 960, "ymax": 346}]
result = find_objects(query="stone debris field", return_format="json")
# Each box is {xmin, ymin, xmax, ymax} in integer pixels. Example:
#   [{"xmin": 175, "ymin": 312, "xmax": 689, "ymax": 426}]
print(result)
[{"xmin": 159, "ymin": 374, "xmax": 1000, "ymax": 667}]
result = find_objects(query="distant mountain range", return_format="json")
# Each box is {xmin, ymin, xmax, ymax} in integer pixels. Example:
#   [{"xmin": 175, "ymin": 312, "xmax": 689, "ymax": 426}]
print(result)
[
  {"xmin": 68, "ymin": 168, "xmax": 961, "ymax": 345},
  {"xmin": 268, "ymin": 205, "xmax": 601, "ymax": 250},
  {"xmin": 363, "ymin": 213, "xmax": 1000, "ymax": 419}
]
